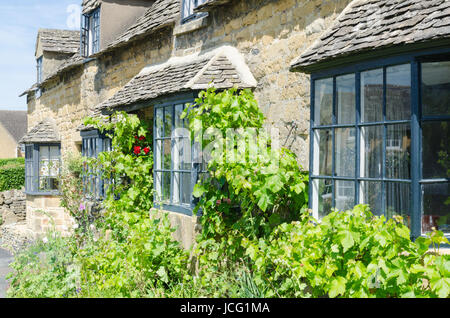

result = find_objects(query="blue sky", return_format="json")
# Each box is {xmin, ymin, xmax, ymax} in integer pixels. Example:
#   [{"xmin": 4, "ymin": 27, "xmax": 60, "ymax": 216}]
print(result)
[{"xmin": 0, "ymin": 0, "xmax": 81, "ymax": 111}]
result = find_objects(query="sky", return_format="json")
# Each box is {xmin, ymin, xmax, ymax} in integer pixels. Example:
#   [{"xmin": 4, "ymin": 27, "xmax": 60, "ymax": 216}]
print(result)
[{"xmin": 0, "ymin": 0, "xmax": 81, "ymax": 111}]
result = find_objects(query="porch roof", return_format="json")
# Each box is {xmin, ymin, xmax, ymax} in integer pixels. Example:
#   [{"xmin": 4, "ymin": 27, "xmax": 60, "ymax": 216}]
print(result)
[
  {"xmin": 19, "ymin": 118, "xmax": 60, "ymax": 144},
  {"xmin": 290, "ymin": 0, "xmax": 450, "ymax": 73}
]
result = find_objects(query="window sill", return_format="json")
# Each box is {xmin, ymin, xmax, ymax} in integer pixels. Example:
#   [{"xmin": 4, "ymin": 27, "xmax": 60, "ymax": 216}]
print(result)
[
  {"xmin": 174, "ymin": 15, "xmax": 209, "ymax": 36},
  {"xmin": 153, "ymin": 203, "xmax": 193, "ymax": 216},
  {"xmin": 25, "ymin": 191, "xmax": 60, "ymax": 197}
]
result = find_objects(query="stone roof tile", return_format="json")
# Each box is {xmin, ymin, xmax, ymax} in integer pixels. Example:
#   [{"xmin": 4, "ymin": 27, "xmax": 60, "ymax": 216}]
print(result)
[
  {"xmin": 38, "ymin": 29, "xmax": 80, "ymax": 54},
  {"xmin": 291, "ymin": 0, "xmax": 450, "ymax": 72},
  {"xmin": 194, "ymin": 0, "xmax": 232, "ymax": 12},
  {"xmin": 19, "ymin": 118, "xmax": 60, "ymax": 144}
]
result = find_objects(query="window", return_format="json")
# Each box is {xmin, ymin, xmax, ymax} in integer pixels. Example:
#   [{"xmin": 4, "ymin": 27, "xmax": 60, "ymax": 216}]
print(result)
[
  {"xmin": 81, "ymin": 7, "xmax": 100, "ymax": 57},
  {"xmin": 81, "ymin": 130, "xmax": 111, "ymax": 199},
  {"xmin": 181, "ymin": 0, "xmax": 208, "ymax": 24},
  {"xmin": 36, "ymin": 56, "xmax": 43, "ymax": 84},
  {"xmin": 154, "ymin": 100, "xmax": 199, "ymax": 215},
  {"xmin": 24, "ymin": 144, "xmax": 61, "ymax": 194},
  {"xmin": 310, "ymin": 52, "xmax": 450, "ymax": 239}
]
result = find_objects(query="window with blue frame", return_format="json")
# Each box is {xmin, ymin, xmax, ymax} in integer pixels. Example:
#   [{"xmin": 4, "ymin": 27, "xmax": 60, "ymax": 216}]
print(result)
[
  {"xmin": 181, "ymin": 0, "xmax": 208, "ymax": 24},
  {"xmin": 81, "ymin": 130, "xmax": 111, "ymax": 199},
  {"xmin": 36, "ymin": 56, "xmax": 43, "ymax": 84},
  {"xmin": 154, "ymin": 100, "xmax": 204, "ymax": 215},
  {"xmin": 24, "ymin": 144, "xmax": 61, "ymax": 194},
  {"xmin": 310, "ymin": 51, "xmax": 450, "ymax": 239},
  {"xmin": 81, "ymin": 7, "xmax": 100, "ymax": 57}
]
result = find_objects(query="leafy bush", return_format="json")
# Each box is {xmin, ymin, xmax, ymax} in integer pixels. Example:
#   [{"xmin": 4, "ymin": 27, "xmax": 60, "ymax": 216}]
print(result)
[
  {"xmin": 243, "ymin": 205, "xmax": 450, "ymax": 298},
  {"xmin": 0, "ymin": 158, "xmax": 25, "ymax": 191}
]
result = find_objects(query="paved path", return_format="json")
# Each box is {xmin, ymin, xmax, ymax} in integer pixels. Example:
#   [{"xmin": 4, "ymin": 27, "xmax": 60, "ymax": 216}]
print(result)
[{"xmin": 0, "ymin": 247, "xmax": 13, "ymax": 298}]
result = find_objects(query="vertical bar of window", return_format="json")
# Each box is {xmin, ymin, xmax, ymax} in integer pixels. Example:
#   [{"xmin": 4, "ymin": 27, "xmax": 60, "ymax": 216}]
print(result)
[
  {"xmin": 309, "ymin": 77, "xmax": 315, "ymax": 213},
  {"xmin": 382, "ymin": 67, "xmax": 387, "ymax": 216},
  {"xmin": 411, "ymin": 60, "xmax": 420, "ymax": 238},
  {"xmin": 332, "ymin": 77, "xmax": 336, "ymax": 208},
  {"xmin": 355, "ymin": 72, "xmax": 361, "ymax": 204}
]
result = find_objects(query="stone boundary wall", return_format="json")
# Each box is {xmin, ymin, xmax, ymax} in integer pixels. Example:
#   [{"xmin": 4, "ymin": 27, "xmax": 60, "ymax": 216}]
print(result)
[{"xmin": 0, "ymin": 189, "xmax": 26, "ymax": 226}]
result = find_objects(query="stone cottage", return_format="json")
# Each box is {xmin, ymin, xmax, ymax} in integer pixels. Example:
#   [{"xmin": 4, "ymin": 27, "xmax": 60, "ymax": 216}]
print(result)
[
  {"xmin": 0, "ymin": 111, "xmax": 27, "ymax": 159},
  {"xmin": 19, "ymin": 0, "xmax": 449, "ymax": 244}
]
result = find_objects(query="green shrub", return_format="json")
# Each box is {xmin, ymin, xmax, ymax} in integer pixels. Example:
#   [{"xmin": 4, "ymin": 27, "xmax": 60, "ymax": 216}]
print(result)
[
  {"xmin": 0, "ymin": 158, "xmax": 25, "ymax": 191},
  {"xmin": 243, "ymin": 205, "xmax": 450, "ymax": 298}
]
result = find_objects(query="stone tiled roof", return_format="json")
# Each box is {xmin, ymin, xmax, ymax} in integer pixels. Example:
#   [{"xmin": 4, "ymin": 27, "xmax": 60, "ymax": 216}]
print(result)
[
  {"xmin": 194, "ymin": 0, "xmax": 232, "ymax": 12},
  {"xmin": 42, "ymin": 54, "xmax": 85, "ymax": 84},
  {"xmin": 19, "ymin": 84, "xmax": 38, "ymax": 98},
  {"xmin": 82, "ymin": 0, "xmax": 101, "ymax": 14},
  {"xmin": 37, "ymin": 29, "xmax": 80, "ymax": 54},
  {"xmin": 0, "ymin": 111, "xmax": 27, "ymax": 143},
  {"xmin": 19, "ymin": 118, "xmax": 60, "ymax": 144},
  {"xmin": 93, "ymin": 46, "xmax": 257, "ymax": 115},
  {"xmin": 291, "ymin": 0, "xmax": 450, "ymax": 72},
  {"xmin": 96, "ymin": 0, "xmax": 180, "ymax": 55}
]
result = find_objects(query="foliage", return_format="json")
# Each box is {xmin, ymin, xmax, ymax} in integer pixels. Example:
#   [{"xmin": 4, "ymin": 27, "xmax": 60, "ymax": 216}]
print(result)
[
  {"xmin": 6, "ymin": 227, "xmax": 79, "ymax": 298},
  {"xmin": 243, "ymin": 205, "xmax": 450, "ymax": 298},
  {"xmin": 0, "ymin": 158, "xmax": 25, "ymax": 191}
]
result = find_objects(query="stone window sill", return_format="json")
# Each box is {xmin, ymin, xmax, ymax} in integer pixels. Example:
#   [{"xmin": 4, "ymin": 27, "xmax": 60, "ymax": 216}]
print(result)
[{"xmin": 174, "ymin": 15, "xmax": 209, "ymax": 36}]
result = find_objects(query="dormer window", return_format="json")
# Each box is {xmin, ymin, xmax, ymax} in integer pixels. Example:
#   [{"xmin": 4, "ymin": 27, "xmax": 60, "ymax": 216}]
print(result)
[
  {"xmin": 36, "ymin": 56, "xmax": 43, "ymax": 84},
  {"xmin": 81, "ymin": 7, "xmax": 100, "ymax": 57},
  {"xmin": 181, "ymin": 0, "xmax": 207, "ymax": 24}
]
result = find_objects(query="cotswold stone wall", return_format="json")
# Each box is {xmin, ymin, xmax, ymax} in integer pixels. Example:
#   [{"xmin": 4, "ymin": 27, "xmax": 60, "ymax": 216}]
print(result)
[
  {"xmin": 0, "ymin": 189, "xmax": 26, "ymax": 226},
  {"xmin": 173, "ymin": 0, "xmax": 352, "ymax": 167}
]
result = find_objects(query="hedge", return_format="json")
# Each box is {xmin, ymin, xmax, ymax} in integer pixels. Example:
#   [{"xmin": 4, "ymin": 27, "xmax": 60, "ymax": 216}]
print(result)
[{"xmin": 0, "ymin": 158, "xmax": 25, "ymax": 192}]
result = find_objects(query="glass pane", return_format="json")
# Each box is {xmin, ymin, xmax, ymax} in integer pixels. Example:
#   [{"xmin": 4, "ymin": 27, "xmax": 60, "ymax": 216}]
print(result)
[
  {"xmin": 385, "ymin": 124, "xmax": 411, "ymax": 179},
  {"xmin": 39, "ymin": 146, "xmax": 49, "ymax": 177},
  {"xmin": 165, "ymin": 107, "xmax": 172, "ymax": 137},
  {"xmin": 422, "ymin": 121, "xmax": 450, "ymax": 179},
  {"xmin": 422, "ymin": 183, "xmax": 450, "ymax": 234},
  {"xmin": 422, "ymin": 61, "xmax": 450, "ymax": 116},
  {"xmin": 163, "ymin": 172, "xmax": 171, "ymax": 203},
  {"xmin": 360, "ymin": 125, "xmax": 383, "ymax": 178},
  {"xmin": 155, "ymin": 140, "xmax": 162, "ymax": 170},
  {"xmin": 386, "ymin": 64, "xmax": 411, "ymax": 121},
  {"xmin": 49, "ymin": 146, "xmax": 59, "ymax": 177},
  {"xmin": 315, "ymin": 129, "xmax": 332, "ymax": 176},
  {"xmin": 361, "ymin": 68, "xmax": 383, "ymax": 123},
  {"xmin": 360, "ymin": 181, "xmax": 383, "ymax": 216},
  {"xmin": 313, "ymin": 179, "xmax": 332, "ymax": 219},
  {"xmin": 385, "ymin": 182, "xmax": 411, "ymax": 227},
  {"xmin": 175, "ymin": 104, "xmax": 184, "ymax": 128},
  {"xmin": 173, "ymin": 172, "xmax": 180, "ymax": 204},
  {"xmin": 335, "ymin": 180, "xmax": 355, "ymax": 211},
  {"xmin": 155, "ymin": 108, "xmax": 163, "ymax": 138},
  {"xmin": 335, "ymin": 128, "xmax": 355, "ymax": 177},
  {"xmin": 336, "ymin": 74, "xmax": 355, "ymax": 124},
  {"xmin": 314, "ymin": 78, "xmax": 333, "ymax": 126},
  {"xmin": 155, "ymin": 172, "xmax": 162, "ymax": 202},
  {"xmin": 163, "ymin": 139, "xmax": 171, "ymax": 170},
  {"xmin": 181, "ymin": 173, "xmax": 192, "ymax": 205}
]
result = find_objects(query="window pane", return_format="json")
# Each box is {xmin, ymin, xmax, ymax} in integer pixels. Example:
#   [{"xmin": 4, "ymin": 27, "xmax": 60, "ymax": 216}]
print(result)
[
  {"xmin": 314, "ymin": 78, "xmax": 333, "ymax": 126},
  {"xmin": 336, "ymin": 74, "xmax": 355, "ymax": 124},
  {"xmin": 385, "ymin": 182, "xmax": 411, "ymax": 227},
  {"xmin": 335, "ymin": 180, "xmax": 355, "ymax": 211},
  {"xmin": 155, "ymin": 140, "xmax": 162, "ymax": 170},
  {"xmin": 39, "ymin": 146, "xmax": 49, "ymax": 177},
  {"xmin": 173, "ymin": 172, "xmax": 180, "ymax": 204},
  {"xmin": 313, "ymin": 179, "xmax": 332, "ymax": 219},
  {"xmin": 335, "ymin": 128, "xmax": 355, "ymax": 177},
  {"xmin": 360, "ymin": 181, "xmax": 383, "ymax": 216},
  {"xmin": 163, "ymin": 172, "xmax": 171, "ymax": 203},
  {"xmin": 163, "ymin": 139, "xmax": 171, "ymax": 170},
  {"xmin": 422, "ymin": 183, "xmax": 450, "ymax": 234},
  {"xmin": 422, "ymin": 61, "xmax": 450, "ymax": 116},
  {"xmin": 385, "ymin": 124, "xmax": 411, "ymax": 179},
  {"xmin": 386, "ymin": 64, "xmax": 411, "ymax": 121},
  {"xmin": 156, "ymin": 108, "xmax": 163, "ymax": 138},
  {"xmin": 361, "ymin": 68, "xmax": 383, "ymax": 123},
  {"xmin": 175, "ymin": 104, "xmax": 184, "ymax": 128},
  {"xmin": 422, "ymin": 121, "xmax": 450, "ymax": 179},
  {"xmin": 360, "ymin": 125, "xmax": 383, "ymax": 178},
  {"xmin": 165, "ymin": 108, "xmax": 172, "ymax": 137},
  {"xmin": 314, "ymin": 129, "xmax": 332, "ymax": 175},
  {"xmin": 155, "ymin": 172, "xmax": 162, "ymax": 201},
  {"xmin": 181, "ymin": 173, "xmax": 191, "ymax": 205}
]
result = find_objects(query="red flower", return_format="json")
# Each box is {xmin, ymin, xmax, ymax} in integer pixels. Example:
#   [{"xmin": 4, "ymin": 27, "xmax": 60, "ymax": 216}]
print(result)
[
  {"xmin": 143, "ymin": 147, "xmax": 150, "ymax": 155},
  {"xmin": 139, "ymin": 136, "xmax": 146, "ymax": 141},
  {"xmin": 133, "ymin": 146, "xmax": 141, "ymax": 155},
  {"xmin": 216, "ymin": 199, "xmax": 222, "ymax": 206},
  {"xmin": 134, "ymin": 136, "xmax": 138, "ymax": 140}
]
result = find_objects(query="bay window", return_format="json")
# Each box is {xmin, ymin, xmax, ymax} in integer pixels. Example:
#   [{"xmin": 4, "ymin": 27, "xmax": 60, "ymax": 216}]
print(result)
[
  {"xmin": 310, "ymin": 51, "xmax": 450, "ymax": 238},
  {"xmin": 81, "ymin": 7, "xmax": 100, "ymax": 57}
]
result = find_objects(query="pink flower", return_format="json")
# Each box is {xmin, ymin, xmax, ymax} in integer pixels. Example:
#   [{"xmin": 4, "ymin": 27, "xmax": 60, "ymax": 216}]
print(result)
[{"xmin": 79, "ymin": 203, "xmax": 86, "ymax": 211}]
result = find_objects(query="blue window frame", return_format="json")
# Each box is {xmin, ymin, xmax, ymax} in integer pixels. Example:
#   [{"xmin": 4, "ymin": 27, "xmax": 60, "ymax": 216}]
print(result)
[
  {"xmin": 24, "ymin": 144, "xmax": 61, "ymax": 195},
  {"xmin": 153, "ymin": 96, "xmax": 202, "ymax": 215},
  {"xmin": 181, "ymin": 0, "xmax": 208, "ymax": 24},
  {"xmin": 81, "ymin": 7, "xmax": 100, "ymax": 57},
  {"xmin": 81, "ymin": 130, "xmax": 111, "ymax": 199},
  {"xmin": 36, "ymin": 56, "xmax": 43, "ymax": 84},
  {"xmin": 309, "ymin": 47, "xmax": 450, "ymax": 239}
]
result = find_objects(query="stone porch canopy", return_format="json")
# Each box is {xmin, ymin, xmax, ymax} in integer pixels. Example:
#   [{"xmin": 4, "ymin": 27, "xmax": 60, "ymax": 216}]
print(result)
[
  {"xmin": 89, "ymin": 45, "xmax": 257, "ymax": 117},
  {"xmin": 290, "ymin": 0, "xmax": 450, "ymax": 73},
  {"xmin": 19, "ymin": 118, "xmax": 60, "ymax": 144},
  {"xmin": 35, "ymin": 29, "xmax": 80, "ymax": 56}
]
